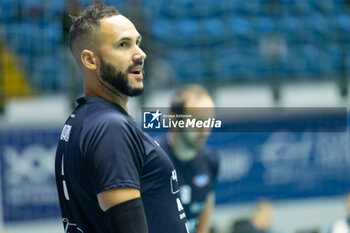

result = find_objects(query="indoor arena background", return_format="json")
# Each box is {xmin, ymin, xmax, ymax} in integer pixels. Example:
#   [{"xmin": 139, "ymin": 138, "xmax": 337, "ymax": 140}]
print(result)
[{"xmin": 0, "ymin": 0, "xmax": 350, "ymax": 233}]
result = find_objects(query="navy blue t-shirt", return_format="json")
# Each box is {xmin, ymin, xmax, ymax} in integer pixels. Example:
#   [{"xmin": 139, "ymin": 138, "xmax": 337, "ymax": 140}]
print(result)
[
  {"xmin": 157, "ymin": 136, "xmax": 219, "ymax": 233},
  {"xmin": 55, "ymin": 96, "xmax": 189, "ymax": 233}
]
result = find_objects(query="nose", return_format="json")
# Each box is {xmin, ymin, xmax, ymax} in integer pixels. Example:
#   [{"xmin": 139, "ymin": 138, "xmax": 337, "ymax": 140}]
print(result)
[
  {"xmin": 199, "ymin": 129, "xmax": 211, "ymax": 137},
  {"xmin": 133, "ymin": 46, "xmax": 147, "ymax": 62}
]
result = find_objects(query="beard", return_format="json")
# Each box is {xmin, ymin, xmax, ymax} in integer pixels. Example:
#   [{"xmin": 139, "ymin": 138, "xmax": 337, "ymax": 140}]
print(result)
[
  {"xmin": 99, "ymin": 57, "xmax": 144, "ymax": 97},
  {"xmin": 180, "ymin": 131, "xmax": 206, "ymax": 150}
]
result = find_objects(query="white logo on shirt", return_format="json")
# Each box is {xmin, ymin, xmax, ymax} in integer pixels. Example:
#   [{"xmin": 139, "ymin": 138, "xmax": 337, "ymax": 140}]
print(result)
[
  {"xmin": 176, "ymin": 198, "xmax": 184, "ymax": 212},
  {"xmin": 63, "ymin": 218, "xmax": 84, "ymax": 233},
  {"xmin": 170, "ymin": 170, "xmax": 179, "ymax": 194},
  {"xmin": 60, "ymin": 124, "xmax": 72, "ymax": 142},
  {"xmin": 170, "ymin": 170, "xmax": 189, "ymax": 232}
]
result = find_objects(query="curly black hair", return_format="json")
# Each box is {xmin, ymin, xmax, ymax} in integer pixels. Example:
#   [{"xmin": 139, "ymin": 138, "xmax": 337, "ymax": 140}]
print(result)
[{"xmin": 69, "ymin": 3, "xmax": 120, "ymax": 57}]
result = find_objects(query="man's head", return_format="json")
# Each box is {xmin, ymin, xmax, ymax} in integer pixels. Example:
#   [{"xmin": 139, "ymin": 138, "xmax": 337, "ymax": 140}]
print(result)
[
  {"xmin": 170, "ymin": 85, "xmax": 215, "ymax": 151},
  {"xmin": 251, "ymin": 200, "xmax": 275, "ymax": 230},
  {"xmin": 69, "ymin": 4, "xmax": 146, "ymax": 97}
]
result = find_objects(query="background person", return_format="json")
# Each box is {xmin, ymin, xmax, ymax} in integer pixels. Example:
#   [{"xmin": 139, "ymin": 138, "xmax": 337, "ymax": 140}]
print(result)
[
  {"xmin": 157, "ymin": 84, "xmax": 220, "ymax": 233},
  {"xmin": 231, "ymin": 200, "xmax": 275, "ymax": 233}
]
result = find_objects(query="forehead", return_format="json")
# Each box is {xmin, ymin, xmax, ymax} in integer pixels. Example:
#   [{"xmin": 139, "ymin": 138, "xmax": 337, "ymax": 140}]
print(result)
[
  {"xmin": 99, "ymin": 15, "xmax": 139, "ymax": 40},
  {"xmin": 184, "ymin": 96, "xmax": 215, "ymax": 119},
  {"xmin": 185, "ymin": 95, "xmax": 214, "ymax": 108}
]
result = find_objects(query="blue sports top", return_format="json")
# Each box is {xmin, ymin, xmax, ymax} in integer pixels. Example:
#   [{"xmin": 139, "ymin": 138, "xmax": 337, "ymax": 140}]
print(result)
[
  {"xmin": 55, "ymin": 96, "xmax": 189, "ymax": 233},
  {"xmin": 157, "ymin": 136, "xmax": 219, "ymax": 233}
]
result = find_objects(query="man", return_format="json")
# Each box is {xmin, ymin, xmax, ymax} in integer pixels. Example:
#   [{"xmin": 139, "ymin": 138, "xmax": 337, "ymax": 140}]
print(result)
[
  {"xmin": 55, "ymin": 4, "xmax": 189, "ymax": 233},
  {"xmin": 231, "ymin": 200, "xmax": 275, "ymax": 233},
  {"xmin": 157, "ymin": 85, "xmax": 220, "ymax": 233}
]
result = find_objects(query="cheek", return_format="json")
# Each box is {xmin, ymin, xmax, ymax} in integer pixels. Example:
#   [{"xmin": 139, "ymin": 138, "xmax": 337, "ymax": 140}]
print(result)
[
  {"xmin": 184, "ymin": 132, "xmax": 201, "ymax": 143},
  {"xmin": 104, "ymin": 53, "xmax": 130, "ymax": 72},
  {"xmin": 115, "ymin": 62, "xmax": 128, "ymax": 73}
]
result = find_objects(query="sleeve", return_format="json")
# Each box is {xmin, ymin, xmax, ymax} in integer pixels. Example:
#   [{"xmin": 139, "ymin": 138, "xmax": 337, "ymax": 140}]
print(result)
[
  {"xmin": 82, "ymin": 115, "xmax": 144, "ymax": 194},
  {"xmin": 208, "ymin": 149, "xmax": 220, "ymax": 189}
]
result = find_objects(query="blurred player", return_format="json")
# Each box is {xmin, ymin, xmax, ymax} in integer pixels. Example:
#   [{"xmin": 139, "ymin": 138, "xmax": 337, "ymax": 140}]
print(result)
[
  {"xmin": 329, "ymin": 193, "xmax": 350, "ymax": 233},
  {"xmin": 55, "ymin": 3, "xmax": 189, "ymax": 233},
  {"xmin": 157, "ymin": 85, "xmax": 220, "ymax": 233},
  {"xmin": 231, "ymin": 200, "xmax": 275, "ymax": 233}
]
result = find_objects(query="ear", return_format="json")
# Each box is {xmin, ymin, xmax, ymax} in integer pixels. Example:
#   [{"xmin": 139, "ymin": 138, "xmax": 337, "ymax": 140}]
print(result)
[{"xmin": 81, "ymin": 49, "xmax": 97, "ymax": 70}]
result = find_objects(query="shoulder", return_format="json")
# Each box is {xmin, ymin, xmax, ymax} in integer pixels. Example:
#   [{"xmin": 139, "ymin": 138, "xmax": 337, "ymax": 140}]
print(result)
[
  {"xmin": 198, "ymin": 146, "xmax": 220, "ymax": 178},
  {"xmin": 79, "ymin": 97, "xmax": 131, "ymax": 128},
  {"xmin": 154, "ymin": 136, "xmax": 173, "ymax": 159},
  {"xmin": 80, "ymin": 105, "xmax": 138, "ymax": 148},
  {"xmin": 155, "ymin": 135, "xmax": 168, "ymax": 149},
  {"xmin": 84, "ymin": 105, "xmax": 131, "ymax": 132},
  {"xmin": 199, "ymin": 146, "xmax": 219, "ymax": 165},
  {"xmin": 232, "ymin": 219, "xmax": 253, "ymax": 233}
]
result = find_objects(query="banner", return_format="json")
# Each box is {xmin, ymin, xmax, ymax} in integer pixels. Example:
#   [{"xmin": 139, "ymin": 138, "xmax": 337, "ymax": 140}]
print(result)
[
  {"xmin": 210, "ymin": 116, "xmax": 350, "ymax": 204},
  {"xmin": 0, "ymin": 128, "xmax": 61, "ymax": 222}
]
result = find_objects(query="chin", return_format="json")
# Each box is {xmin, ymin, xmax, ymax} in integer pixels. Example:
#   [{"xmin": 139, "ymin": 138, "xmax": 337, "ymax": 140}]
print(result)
[
  {"xmin": 133, "ymin": 82, "xmax": 144, "ymax": 89},
  {"xmin": 128, "ymin": 76, "xmax": 143, "ymax": 84}
]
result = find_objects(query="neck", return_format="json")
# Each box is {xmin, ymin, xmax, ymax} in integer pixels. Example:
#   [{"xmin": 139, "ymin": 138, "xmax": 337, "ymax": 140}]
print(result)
[
  {"xmin": 84, "ymin": 74, "xmax": 129, "ymax": 114},
  {"xmin": 167, "ymin": 133, "xmax": 197, "ymax": 162}
]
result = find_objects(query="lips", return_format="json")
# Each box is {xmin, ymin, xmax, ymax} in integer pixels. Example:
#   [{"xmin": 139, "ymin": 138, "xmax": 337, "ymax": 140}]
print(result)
[{"xmin": 129, "ymin": 65, "xmax": 143, "ymax": 75}]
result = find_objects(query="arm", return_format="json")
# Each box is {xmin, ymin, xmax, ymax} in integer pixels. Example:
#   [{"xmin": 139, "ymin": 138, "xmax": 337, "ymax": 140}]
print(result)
[
  {"xmin": 98, "ymin": 187, "xmax": 148, "ymax": 233},
  {"xmin": 97, "ymin": 187, "xmax": 140, "ymax": 211},
  {"xmin": 195, "ymin": 192, "xmax": 215, "ymax": 233},
  {"xmin": 86, "ymin": 118, "xmax": 148, "ymax": 232}
]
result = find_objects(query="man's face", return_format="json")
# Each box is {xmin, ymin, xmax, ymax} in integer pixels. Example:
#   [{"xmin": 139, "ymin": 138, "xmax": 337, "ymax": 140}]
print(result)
[
  {"xmin": 99, "ymin": 56, "xmax": 143, "ymax": 97},
  {"xmin": 97, "ymin": 15, "xmax": 146, "ymax": 96},
  {"xmin": 178, "ymin": 96, "xmax": 215, "ymax": 150},
  {"xmin": 179, "ymin": 130, "xmax": 210, "ymax": 150}
]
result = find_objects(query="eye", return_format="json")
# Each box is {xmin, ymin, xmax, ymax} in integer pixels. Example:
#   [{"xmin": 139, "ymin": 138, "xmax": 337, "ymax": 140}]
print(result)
[
  {"xmin": 119, "ymin": 42, "xmax": 126, "ymax": 48},
  {"xmin": 118, "ymin": 41, "xmax": 131, "ymax": 48}
]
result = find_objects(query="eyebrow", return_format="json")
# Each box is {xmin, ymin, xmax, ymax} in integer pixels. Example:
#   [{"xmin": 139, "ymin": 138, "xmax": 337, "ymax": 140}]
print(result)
[{"xmin": 116, "ymin": 36, "xmax": 142, "ymax": 44}]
